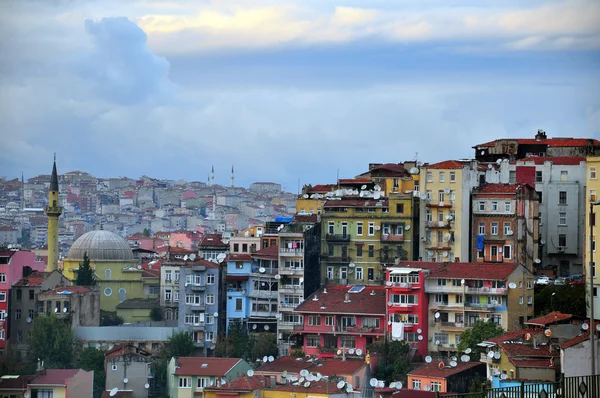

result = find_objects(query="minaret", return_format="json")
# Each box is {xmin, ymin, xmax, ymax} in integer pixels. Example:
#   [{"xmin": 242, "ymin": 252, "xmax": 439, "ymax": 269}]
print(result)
[
  {"xmin": 211, "ymin": 165, "xmax": 215, "ymax": 187},
  {"xmin": 231, "ymin": 165, "xmax": 234, "ymax": 188},
  {"xmin": 45, "ymin": 155, "xmax": 63, "ymax": 272}
]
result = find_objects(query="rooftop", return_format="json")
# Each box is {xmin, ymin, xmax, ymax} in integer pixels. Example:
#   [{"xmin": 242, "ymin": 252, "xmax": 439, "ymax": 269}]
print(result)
[
  {"xmin": 407, "ymin": 361, "xmax": 483, "ymax": 379},
  {"xmin": 296, "ymin": 285, "xmax": 386, "ymax": 315},
  {"xmin": 425, "ymin": 262, "xmax": 518, "ymax": 281},
  {"xmin": 508, "ymin": 358, "xmax": 556, "ymax": 369},
  {"xmin": 204, "ymin": 375, "xmax": 266, "ymax": 391},
  {"xmin": 13, "ymin": 271, "xmax": 52, "ymax": 287},
  {"xmin": 174, "ymin": 357, "xmax": 242, "ymax": 376},
  {"xmin": 251, "ymin": 246, "xmax": 279, "ymax": 259},
  {"xmin": 116, "ymin": 298, "xmax": 160, "ymax": 310},
  {"xmin": 513, "ymin": 156, "xmax": 587, "ymax": 166},
  {"xmin": 199, "ymin": 233, "xmax": 227, "ymax": 247},
  {"xmin": 255, "ymin": 356, "xmax": 366, "ymax": 376},
  {"xmin": 0, "ymin": 375, "xmax": 32, "ymax": 390},
  {"xmin": 475, "ymin": 138, "xmax": 600, "ymax": 148},
  {"xmin": 525, "ymin": 312, "xmax": 572, "ymax": 327},
  {"xmin": 475, "ymin": 184, "xmax": 527, "ymax": 194},
  {"xmin": 425, "ymin": 160, "xmax": 466, "ymax": 170},
  {"xmin": 40, "ymin": 286, "xmax": 90, "ymax": 296},
  {"xmin": 29, "ymin": 369, "xmax": 81, "ymax": 386}
]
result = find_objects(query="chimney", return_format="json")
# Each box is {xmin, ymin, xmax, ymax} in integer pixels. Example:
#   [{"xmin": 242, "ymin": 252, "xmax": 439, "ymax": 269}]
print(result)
[
  {"xmin": 535, "ymin": 129, "xmax": 547, "ymax": 141},
  {"xmin": 344, "ymin": 293, "xmax": 350, "ymax": 303}
]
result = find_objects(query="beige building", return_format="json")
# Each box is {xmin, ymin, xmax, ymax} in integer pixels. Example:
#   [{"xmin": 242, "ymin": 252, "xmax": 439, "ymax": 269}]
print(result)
[{"xmin": 585, "ymin": 156, "xmax": 600, "ymax": 320}]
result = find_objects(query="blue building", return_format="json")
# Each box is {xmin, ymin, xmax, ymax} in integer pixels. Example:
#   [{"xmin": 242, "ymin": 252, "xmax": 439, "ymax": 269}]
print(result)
[
  {"xmin": 225, "ymin": 253, "xmax": 253, "ymax": 332},
  {"xmin": 178, "ymin": 258, "xmax": 221, "ymax": 355}
]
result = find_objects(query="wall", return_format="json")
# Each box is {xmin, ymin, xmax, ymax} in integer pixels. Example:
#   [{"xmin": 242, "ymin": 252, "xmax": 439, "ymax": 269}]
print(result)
[
  {"xmin": 505, "ymin": 266, "xmax": 535, "ymax": 330},
  {"xmin": 66, "ymin": 369, "xmax": 94, "ymax": 398},
  {"xmin": 407, "ymin": 375, "xmax": 446, "ymax": 392},
  {"xmin": 105, "ymin": 354, "xmax": 151, "ymax": 398},
  {"xmin": 561, "ymin": 338, "xmax": 600, "ymax": 378},
  {"xmin": 116, "ymin": 308, "xmax": 152, "ymax": 324}
]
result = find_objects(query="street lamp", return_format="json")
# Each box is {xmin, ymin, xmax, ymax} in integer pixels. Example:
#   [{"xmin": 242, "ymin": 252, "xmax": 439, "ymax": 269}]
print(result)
[
  {"xmin": 551, "ymin": 292, "xmax": 556, "ymax": 311},
  {"xmin": 589, "ymin": 199, "xmax": 600, "ymax": 376}
]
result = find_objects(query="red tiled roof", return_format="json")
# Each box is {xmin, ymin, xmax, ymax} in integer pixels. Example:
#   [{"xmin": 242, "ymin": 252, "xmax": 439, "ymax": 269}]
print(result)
[
  {"xmin": 13, "ymin": 271, "xmax": 52, "ymax": 287},
  {"xmin": 339, "ymin": 178, "xmax": 372, "ymax": 184},
  {"xmin": 169, "ymin": 247, "xmax": 195, "ymax": 255},
  {"xmin": 560, "ymin": 332, "xmax": 590, "ymax": 349},
  {"xmin": 189, "ymin": 259, "xmax": 220, "ymax": 268},
  {"xmin": 513, "ymin": 156, "xmax": 586, "ymax": 165},
  {"xmin": 0, "ymin": 226, "xmax": 15, "ymax": 231},
  {"xmin": 408, "ymin": 361, "xmax": 483, "ymax": 379},
  {"xmin": 182, "ymin": 190, "xmax": 198, "ymax": 200},
  {"xmin": 174, "ymin": 357, "xmax": 242, "ymax": 376},
  {"xmin": 205, "ymin": 375, "xmax": 266, "ymax": 391},
  {"xmin": 293, "ymin": 215, "xmax": 318, "ymax": 223},
  {"xmin": 101, "ymin": 391, "xmax": 133, "ymax": 398},
  {"xmin": 142, "ymin": 269, "xmax": 160, "ymax": 278},
  {"xmin": 251, "ymin": 246, "xmax": 279, "ymax": 259},
  {"xmin": 391, "ymin": 391, "xmax": 437, "ymax": 398},
  {"xmin": 0, "ymin": 250, "xmax": 17, "ymax": 258},
  {"xmin": 525, "ymin": 312, "xmax": 572, "ymax": 327},
  {"xmin": 426, "ymin": 160, "xmax": 466, "ymax": 170},
  {"xmin": 254, "ymin": 357, "xmax": 366, "ymax": 377},
  {"xmin": 273, "ymin": 380, "xmax": 347, "ymax": 394},
  {"xmin": 255, "ymin": 356, "xmax": 312, "ymax": 373},
  {"xmin": 475, "ymin": 138, "xmax": 600, "ymax": 148},
  {"xmin": 40, "ymin": 286, "xmax": 89, "ymax": 295},
  {"xmin": 475, "ymin": 184, "xmax": 523, "ymax": 194},
  {"xmin": 500, "ymin": 343, "xmax": 557, "ymax": 358},
  {"xmin": 425, "ymin": 262, "xmax": 518, "ymax": 281},
  {"xmin": 0, "ymin": 375, "xmax": 33, "ymax": 390},
  {"xmin": 361, "ymin": 163, "xmax": 410, "ymax": 177},
  {"xmin": 29, "ymin": 369, "xmax": 81, "ymax": 386},
  {"xmin": 199, "ymin": 234, "xmax": 227, "ymax": 247},
  {"xmin": 508, "ymin": 358, "xmax": 555, "ymax": 369},
  {"xmin": 313, "ymin": 359, "xmax": 366, "ymax": 375},
  {"xmin": 396, "ymin": 261, "xmax": 447, "ymax": 271},
  {"xmin": 483, "ymin": 329, "xmax": 536, "ymax": 345},
  {"xmin": 306, "ymin": 184, "xmax": 336, "ymax": 193},
  {"xmin": 296, "ymin": 286, "xmax": 386, "ymax": 315},
  {"xmin": 324, "ymin": 199, "xmax": 388, "ymax": 208},
  {"xmin": 227, "ymin": 254, "xmax": 253, "ymax": 262}
]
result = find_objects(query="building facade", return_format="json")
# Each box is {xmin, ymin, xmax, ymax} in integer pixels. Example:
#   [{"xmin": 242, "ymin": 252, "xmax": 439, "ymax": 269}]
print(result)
[
  {"xmin": 585, "ymin": 156, "xmax": 600, "ymax": 320},
  {"xmin": 38, "ymin": 286, "xmax": 100, "ymax": 327}
]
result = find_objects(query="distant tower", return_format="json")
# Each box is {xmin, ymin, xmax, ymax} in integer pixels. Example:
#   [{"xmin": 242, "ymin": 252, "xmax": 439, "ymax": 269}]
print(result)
[
  {"xmin": 231, "ymin": 165, "xmax": 234, "ymax": 188},
  {"xmin": 211, "ymin": 165, "xmax": 215, "ymax": 187},
  {"xmin": 45, "ymin": 155, "xmax": 63, "ymax": 271}
]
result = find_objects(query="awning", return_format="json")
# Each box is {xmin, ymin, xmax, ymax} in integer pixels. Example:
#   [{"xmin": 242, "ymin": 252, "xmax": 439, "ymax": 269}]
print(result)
[
  {"xmin": 390, "ymin": 268, "xmax": 418, "ymax": 274},
  {"xmin": 226, "ymin": 275, "xmax": 249, "ymax": 281}
]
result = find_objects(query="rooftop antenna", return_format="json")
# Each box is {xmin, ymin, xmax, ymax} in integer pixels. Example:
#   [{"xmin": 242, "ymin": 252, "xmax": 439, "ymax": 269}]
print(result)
[{"xmin": 231, "ymin": 165, "xmax": 234, "ymax": 188}]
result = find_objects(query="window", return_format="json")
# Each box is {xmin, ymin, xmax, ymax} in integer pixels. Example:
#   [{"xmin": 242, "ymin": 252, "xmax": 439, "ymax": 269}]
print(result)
[
  {"xmin": 439, "ymin": 172, "xmax": 445, "ymax": 182},
  {"xmin": 431, "ymin": 382, "xmax": 442, "ymax": 392},
  {"xmin": 438, "ymin": 190, "xmax": 445, "ymax": 202},
  {"xmin": 509, "ymin": 170, "xmax": 516, "ymax": 183},
  {"xmin": 536, "ymin": 171, "xmax": 543, "ymax": 182},
  {"xmin": 179, "ymin": 377, "xmax": 191, "ymax": 388},
  {"xmin": 29, "ymin": 289, "xmax": 34, "ymax": 300},
  {"xmin": 356, "ymin": 267, "xmax": 363, "ymax": 280},
  {"xmin": 504, "ymin": 223, "xmax": 511, "ymax": 235},
  {"xmin": 368, "ymin": 245, "xmax": 374, "ymax": 258},
  {"xmin": 198, "ymin": 378, "xmax": 210, "ymax": 388},
  {"xmin": 28, "ymin": 309, "xmax": 34, "ymax": 319},
  {"xmin": 426, "ymin": 190, "xmax": 432, "ymax": 200},
  {"xmin": 527, "ymin": 280, "xmax": 533, "ymax": 289},
  {"xmin": 206, "ymin": 331, "xmax": 215, "ymax": 342},
  {"xmin": 33, "ymin": 390, "xmax": 54, "ymax": 398},
  {"xmin": 165, "ymin": 289, "xmax": 172, "ymax": 302},
  {"xmin": 559, "ymin": 234, "xmax": 567, "ymax": 247},
  {"xmin": 426, "ymin": 171, "xmax": 432, "ymax": 182},
  {"xmin": 119, "ymin": 288, "xmax": 127, "ymax": 302},
  {"xmin": 0, "ymin": 329, "xmax": 3, "ymax": 340},
  {"xmin": 559, "ymin": 212, "xmax": 567, "ymax": 226},
  {"xmin": 425, "ymin": 209, "xmax": 432, "ymax": 222},
  {"xmin": 478, "ymin": 201, "xmax": 485, "ymax": 211},
  {"xmin": 17, "ymin": 331, "xmax": 23, "ymax": 343},
  {"xmin": 104, "ymin": 288, "xmax": 112, "ymax": 296},
  {"xmin": 368, "ymin": 268, "xmax": 375, "ymax": 281},
  {"xmin": 16, "ymin": 289, "xmax": 22, "ymax": 300},
  {"xmin": 396, "ymin": 203, "xmax": 404, "ymax": 213},
  {"xmin": 519, "ymin": 296, "xmax": 524, "ymax": 305},
  {"xmin": 434, "ymin": 294, "xmax": 448, "ymax": 304},
  {"xmin": 206, "ymin": 294, "xmax": 215, "ymax": 305},
  {"xmin": 308, "ymin": 316, "xmax": 321, "ymax": 326},
  {"xmin": 503, "ymin": 245, "xmax": 511, "ymax": 259},
  {"xmin": 174, "ymin": 270, "xmax": 180, "ymax": 281},
  {"xmin": 560, "ymin": 170, "xmax": 568, "ymax": 182},
  {"xmin": 559, "ymin": 191, "xmax": 567, "ymax": 205},
  {"xmin": 356, "ymin": 222, "xmax": 363, "ymax": 236},
  {"xmin": 328, "ymin": 244, "xmax": 334, "ymax": 256},
  {"xmin": 235, "ymin": 298, "xmax": 243, "ymax": 311},
  {"xmin": 505, "ymin": 202, "xmax": 511, "ymax": 212},
  {"xmin": 206, "ymin": 315, "xmax": 214, "ymax": 324},
  {"xmin": 328, "ymin": 222, "xmax": 334, "ymax": 234},
  {"xmin": 491, "ymin": 201, "xmax": 498, "ymax": 211},
  {"xmin": 0, "ymin": 273, "xmax": 4, "ymax": 283},
  {"xmin": 15, "ymin": 309, "xmax": 21, "ymax": 320},
  {"xmin": 325, "ymin": 316, "xmax": 334, "ymax": 326},
  {"xmin": 450, "ymin": 190, "xmax": 456, "ymax": 201},
  {"xmin": 165, "ymin": 270, "xmax": 172, "ymax": 281},
  {"xmin": 0, "ymin": 292, "xmax": 5, "ymax": 302},
  {"xmin": 368, "ymin": 222, "xmax": 374, "ymax": 236},
  {"xmin": 477, "ymin": 249, "xmax": 484, "ymax": 259},
  {"xmin": 412, "ymin": 379, "xmax": 421, "ymax": 390},
  {"xmin": 591, "ymin": 167, "xmax": 597, "ymax": 180},
  {"xmin": 449, "ymin": 171, "xmax": 456, "ymax": 182},
  {"xmin": 491, "ymin": 222, "xmax": 498, "ymax": 235},
  {"xmin": 327, "ymin": 267, "xmax": 334, "ymax": 279},
  {"xmin": 356, "ymin": 245, "xmax": 363, "ymax": 257},
  {"xmin": 306, "ymin": 335, "xmax": 319, "ymax": 347},
  {"xmin": 340, "ymin": 336, "xmax": 356, "ymax": 348},
  {"xmin": 478, "ymin": 222, "xmax": 485, "ymax": 235},
  {"xmin": 528, "ymin": 295, "xmax": 533, "ymax": 304},
  {"xmin": 206, "ymin": 274, "xmax": 215, "ymax": 285}
]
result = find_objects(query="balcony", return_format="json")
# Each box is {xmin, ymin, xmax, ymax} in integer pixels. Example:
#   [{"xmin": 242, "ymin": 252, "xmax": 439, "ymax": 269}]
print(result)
[
  {"xmin": 193, "ymin": 340, "xmax": 205, "ymax": 348},
  {"xmin": 386, "ymin": 281, "xmax": 420, "ymax": 290},
  {"xmin": 279, "ymin": 248, "xmax": 304, "ymax": 256},
  {"xmin": 279, "ymin": 285, "xmax": 302, "ymax": 294},
  {"xmin": 466, "ymin": 287, "xmax": 507, "ymax": 295},
  {"xmin": 464, "ymin": 302, "xmax": 497, "ymax": 311},
  {"xmin": 335, "ymin": 326, "xmax": 385, "ymax": 335},
  {"xmin": 426, "ymin": 221, "xmax": 451, "ymax": 229},
  {"xmin": 278, "ymin": 321, "xmax": 303, "ymax": 329},
  {"xmin": 380, "ymin": 234, "xmax": 405, "ymax": 242},
  {"xmin": 192, "ymin": 264, "xmax": 206, "ymax": 272},
  {"xmin": 279, "ymin": 267, "xmax": 304, "ymax": 275},
  {"xmin": 430, "ymin": 302, "xmax": 464, "ymax": 310},
  {"xmin": 190, "ymin": 284, "xmax": 206, "ymax": 292},
  {"xmin": 430, "ymin": 243, "xmax": 452, "ymax": 250},
  {"xmin": 439, "ymin": 322, "xmax": 465, "ymax": 331},
  {"xmin": 250, "ymin": 310, "xmax": 278, "ymax": 318},
  {"xmin": 188, "ymin": 323, "xmax": 205, "ymax": 331},
  {"xmin": 190, "ymin": 303, "xmax": 206, "ymax": 311},
  {"xmin": 426, "ymin": 201, "xmax": 453, "ymax": 208},
  {"xmin": 480, "ymin": 352, "xmax": 500, "ymax": 364},
  {"xmin": 280, "ymin": 302, "xmax": 300, "ymax": 311},
  {"xmin": 248, "ymin": 290, "xmax": 278, "ymax": 299},
  {"xmin": 326, "ymin": 234, "xmax": 351, "ymax": 242},
  {"xmin": 425, "ymin": 285, "xmax": 465, "ymax": 294},
  {"xmin": 322, "ymin": 256, "xmax": 352, "ymax": 264},
  {"xmin": 483, "ymin": 235, "xmax": 506, "ymax": 243},
  {"xmin": 251, "ymin": 266, "xmax": 278, "ymax": 275},
  {"xmin": 388, "ymin": 303, "xmax": 418, "ymax": 312}
]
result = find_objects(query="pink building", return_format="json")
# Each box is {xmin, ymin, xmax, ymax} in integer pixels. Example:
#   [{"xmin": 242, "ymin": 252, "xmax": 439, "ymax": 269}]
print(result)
[
  {"xmin": 294, "ymin": 285, "xmax": 386, "ymax": 357},
  {"xmin": 170, "ymin": 230, "xmax": 202, "ymax": 251},
  {"xmin": 0, "ymin": 249, "xmax": 45, "ymax": 357}
]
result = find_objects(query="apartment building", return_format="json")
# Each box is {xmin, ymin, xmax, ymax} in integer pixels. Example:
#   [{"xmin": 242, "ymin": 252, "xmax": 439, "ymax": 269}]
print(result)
[
  {"xmin": 355, "ymin": 162, "xmax": 419, "ymax": 197},
  {"xmin": 161, "ymin": 247, "xmax": 197, "ymax": 321},
  {"xmin": 247, "ymin": 246, "xmax": 279, "ymax": 334},
  {"xmin": 585, "ymin": 156, "xmax": 600, "ymax": 320},
  {"xmin": 419, "ymin": 161, "xmax": 479, "ymax": 263},
  {"xmin": 471, "ymin": 184, "xmax": 540, "ymax": 272}
]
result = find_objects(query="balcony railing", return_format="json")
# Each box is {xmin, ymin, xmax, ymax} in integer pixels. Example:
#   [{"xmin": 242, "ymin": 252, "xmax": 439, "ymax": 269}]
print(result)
[
  {"xmin": 335, "ymin": 326, "xmax": 384, "ymax": 334},
  {"xmin": 430, "ymin": 302, "xmax": 464, "ymax": 309},
  {"xmin": 426, "ymin": 201, "xmax": 453, "ymax": 208},
  {"xmin": 279, "ymin": 321, "xmax": 303, "ymax": 327},
  {"xmin": 279, "ymin": 285, "xmax": 302, "ymax": 293},
  {"xmin": 192, "ymin": 265, "xmax": 206, "ymax": 272},
  {"xmin": 189, "ymin": 303, "xmax": 206, "ymax": 311},
  {"xmin": 480, "ymin": 352, "xmax": 500, "ymax": 363},
  {"xmin": 425, "ymin": 285, "xmax": 465, "ymax": 293},
  {"xmin": 279, "ymin": 248, "xmax": 304, "ymax": 256},
  {"xmin": 250, "ymin": 310, "xmax": 278, "ymax": 317},
  {"xmin": 426, "ymin": 221, "xmax": 451, "ymax": 229},
  {"xmin": 251, "ymin": 266, "xmax": 278, "ymax": 275},
  {"xmin": 190, "ymin": 284, "xmax": 206, "ymax": 292},
  {"xmin": 326, "ymin": 234, "xmax": 351, "ymax": 242},
  {"xmin": 279, "ymin": 267, "xmax": 304, "ymax": 275},
  {"xmin": 248, "ymin": 290, "xmax": 278, "ymax": 299},
  {"xmin": 380, "ymin": 234, "xmax": 405, "ymax": 242},
  {"xmin": 386, "ymin": 282, "xmax": 420, "ymax": 290},
  {"xmin": 466, "ymin": 287, "xmax": 507, "ymax": 295},
  {"xmin": 464, "ymin": 302, "xmax": 498, "ymax": 310},
  {"xmin": 439, "ymin": 322, "xmax": 465, "ymax": 330}
]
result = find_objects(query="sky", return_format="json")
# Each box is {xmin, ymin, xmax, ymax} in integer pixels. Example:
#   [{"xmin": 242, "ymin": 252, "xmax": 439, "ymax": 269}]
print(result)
[{"xmin": 1, "ymin": 0, "xmax": 599, "ymax": 191}]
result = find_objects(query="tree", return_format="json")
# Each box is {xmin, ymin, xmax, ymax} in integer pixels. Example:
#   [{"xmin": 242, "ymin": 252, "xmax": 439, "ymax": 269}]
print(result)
[
  {"xmin": 457, "ymin": 320, "xmax": 504, "ymax": 357},
  {"xmin": 143, "ymin": 228, "xmax": 151, "ymax": 237},
  {"xmin": 371, "ymin": 340, "xmax": 411, "ymax": 383},
  {"xmin": 101, "ymin": 312, "xmax": 124, "ymax": 326},
  {"xmin": 75, "ymin": 252, "xmax": 97, "ymax": 286},
  {"xmin": 534, "ymin": 284, "xmax": 586, "ymax": 317},
  {"xmin": 215, "ymin": 319, "xmax": 250, "ymax": 358},
  {"xmin": 250, "ymin": 333, "xmax": 278, "ymax": 360},
  {"xmin": 77, "ymin": 347, "xmax": 106, "ymax": 398},
  {"xmin": 28, "ymin": 314, "xmax": 77, "ymax": 369},
  {"xmin": 151, "ymin": 331, "xmax": 195, "ymax": 398},
  {"xmin": 150, "ymin": 307, "xmax": 163, "ymax": 321}
]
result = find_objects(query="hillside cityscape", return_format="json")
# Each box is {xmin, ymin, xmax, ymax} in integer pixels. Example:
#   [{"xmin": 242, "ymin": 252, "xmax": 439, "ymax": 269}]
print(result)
[{"xmin": 0, "ymin": 130, "xmax": 599, "ymax": 397}]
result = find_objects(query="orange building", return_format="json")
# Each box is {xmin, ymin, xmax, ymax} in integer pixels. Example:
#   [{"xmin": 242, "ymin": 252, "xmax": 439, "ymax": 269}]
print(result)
[{"xmin": 407, "ymin": 361, "xmax": 485, "ymax": 393}]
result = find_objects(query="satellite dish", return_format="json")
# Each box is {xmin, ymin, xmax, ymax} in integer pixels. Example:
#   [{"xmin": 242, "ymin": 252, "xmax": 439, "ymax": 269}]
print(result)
[
  {"xmin": 109, "ymin": 388, "xmax": 119, "ymax": 397},
  {"xmin": 481, "ymin": 150, "xmax": 485, "ymax": 155},
  {"xmin": 405, "ymin": 225, "xmax": 410, "ymax": 230},
  {"xmin": 420, "ymin": 194, "xmax": 427, "ymax": 200},
  {"xmin": 487, "ymin": 351, "xmax": 495, "ymax": 358},
  {"xmin": 349, "ymin": 262, "xmax": 355, "ymax": 268},
  {"xmin": 418, "ymin": 335, "xmax": 423, "ymax": 341},
  {"xmin": 356, "ymin": 348, "xmax": 363, "ymax": 355},
  {"xmin": 268, "ymin": 355, "xmax": 274, "ymax": 362},
  {"xmin": 190, "ymin": 253, "xmax": 197, "ymax": 260},
  {"xmin": 26, "ymin": 317, "xmax": 32, "ymax": 323},
  {"xmin": 63, "ymin": 307, "xmax": 68, "ymax": 313},
  {"xmin": 337, "ymin": 381, "xmax": 346, "ymax": 389},
  {"xmin": 349, "ymin": 348, "xmax": 355, "ymax": 354},
  {"xmin": 424, "ymin": 385, "xmax": 431, "ymax": 391},
  {"xmin": 274, "ymin": 274, "xmax": 281, "ymax": 279},
  {"xmin": 259, "ymin": 267, "xmax": 266, "ymax": 273},
  {"xmin": 438, "ymin": 361, "xmax": 445, "ymax": 369},
  {"xmin": 306, "ymin": 374, "xmax": 314, "ymax": 381},
  {"xmin": 535, "ymin": 258, "xmax": 542, "ymax": 264},
  {"xmin": 388, "ymin": 301, "xmax": 393, "ymax": 306},
  {"xmin": 488, "ymin": 164, "xmax": 493, "ymax": 169},
  {"xmin": 425, "ymin": 356, "xmax": 432, "ymax": 363},
  {"xmin": 443, "ymin": 233, "xmax": 452, "ymax": 242},
  {"xmin": 386, "ymin": 281, "xmax": 392, "ymax": 286},
  {"xmin": 264, "ymin": 325, "xmax": 270, "ymax": 331},
  {"xmin": 582, "ymin": 323, "xmax": 589, "ymax": 330},
  {"xmin": 450, "ymin": 361, "xmax": 457, "ymax": 367},
  {"xmin": 213, "ymin": 312, "xmax": 219, "ymax": 317},
  {"xmin": 443, "ymin": 251, "xmax": 448, "ymax": 258},
  {"xmin": 183, "ymin": 255, "xmax": 189, "ymax": 261},
  {"xmin": 501, "ymin": 374, "xmax": 508, "ymax": 380},
  {"xmin": 525, "ymin": 333, "xmax": 532, "ymax": 341},
  {"xmin": 435, "ymin": 312, "xmax": 440, "ymax": 319},
  {"xmin": 247, "ymin": 369, "xmax": 254, "ymax": 377},
  {"xmin": 304, "ymin": 382, "xmax": 311, "ymax": 388},
  {"xmin": 361, "ymin": 185, "xmax": 367, "ymax": 189},
  {"xmin": 24, "ymin": 394, "xmax": 30, "ymax": 398},
  {"xmin": 545, "ymin": 329, "xmax": 552, "ymax": 337},
  {"xmin": 390, "ymin": 382, "xmax": 396, "ymax": 389},
  {"xmin": 282, "ymin": 371, "xmax": 289, "ymax": 378},
  {"xmin": 496, "ymin": 159, "xmax": 502, "ymax": 164},
  {"xmin": 465, "ymin": 355, "xmax": 471, "ymax": 362},
  {"xmin": 370, "ymin": 378, "xmax": 378, "ymax": 387},
  {"xmin": 374, "ymin": 185, "xmax": 381, "ymax": 191},
  {"xmin": 123, "ymin": 378, "xmax": 128, "ymax": 384},
  {"xmin": 397, "ymin": 382, "xmax": 403, "ymax": 389},
  {"xmin": 253, "ymin": 324, "xmax": 258, "ymax": 330},
  {"xmin": 217, "ymin": 253, "xmax": 227, "ymax": 262},
  {"xmin": 451, "ymin": 356, "xmax": 457, "ymax": 361},
  {"xmin": 508, "ymin": 282, "xmax": 517, "ymax": 289},
  {"xmin": 337, "ymin": 350, "xmax": 342, "ymax": 355},
  {"xmin": 263, "ymin": 356, "xmax": 268, "ymax": 362},
  {"xmin": 303, "ymin": 194, "xmax": 309, "ymax": 198},
  {"xmin": 465, "ymin": 348, "xmax": 472, "ymax": 354},
  {"xmin": 378, "ymin": 381, "xmax": 385, "ymax": 388},
  {"xmin": 54, "ymin": 308, "xmax": 58, "ymax": 313},
  {"xmin": 444, "ymin": 188, "xmax": 450, "ymax": 194},
  {"xmin": 299, "ymin": 277, "xmax": 304, "ymax": 283},
  {"xmin": 144, "ymin": 383, "xmax": 150, "ymax": 389},
  {"xmin": 494, "ymin": 352, "xmax": 501, "ymax": 360},
  {"xmin": 435, "ymin": 340, "xmax": 441, "ymax": 345},
  {"xmin": 596, "ymin": 324, "xmax": 600, "ymax": 332}
]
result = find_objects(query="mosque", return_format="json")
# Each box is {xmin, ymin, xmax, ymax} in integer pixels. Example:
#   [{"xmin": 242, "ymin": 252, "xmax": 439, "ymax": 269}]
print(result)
[{"xmin": 46, "ymin": 159, "xmax": 148, "ymax": 313}]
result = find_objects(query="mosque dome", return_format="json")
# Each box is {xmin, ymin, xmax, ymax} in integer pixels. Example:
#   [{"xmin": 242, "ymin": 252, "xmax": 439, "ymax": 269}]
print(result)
[{"xmin": 67, "ymin": 230, "xmax": 134, "ymax": 261}]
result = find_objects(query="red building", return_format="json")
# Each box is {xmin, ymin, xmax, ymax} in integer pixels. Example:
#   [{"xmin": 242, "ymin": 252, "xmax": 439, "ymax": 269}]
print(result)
[
  {"xmin": 294, "ymin": 285, "xmax": 386, "ymax": 357},
  {"xmin": 385, "ymin": 265, "xmax": 434, "ymax": 360}
]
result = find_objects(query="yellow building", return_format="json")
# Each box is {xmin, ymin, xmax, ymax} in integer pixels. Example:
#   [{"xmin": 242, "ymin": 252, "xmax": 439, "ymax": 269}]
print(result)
[
  {"xmin": 45, "ymin": 157, "xmax": 62, "ymax": 271},
  {"xmin": 296, "ymin": 184, "xmax": 335, "ymax": 215},
  {"xmin": 419, "ymin": 160, "xmax": 478, "ymax": 262},
  {"xmin": 585, "ymin": 156, "xmax": 600, "ymax": 320},
  {"xmin": 62, "ymin": 230, "xmax": 144, "ymax": 312},
  {"xmin": 320, "ymin": 179, "xmax": 419, "ymax": 285},
  {"xmin": 355, "ymin": 162, "xmax": 420, "ymax": 196},
  {"xmin": 27, "ymin": 369, "xmax": 94, "ymax": 398}
]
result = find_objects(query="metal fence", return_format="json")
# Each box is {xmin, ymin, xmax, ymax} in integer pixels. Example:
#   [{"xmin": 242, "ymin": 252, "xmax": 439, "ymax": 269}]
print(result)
[{"xmin": 440, "ymin": 374, "xmax": 600, "ymax": 398}]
